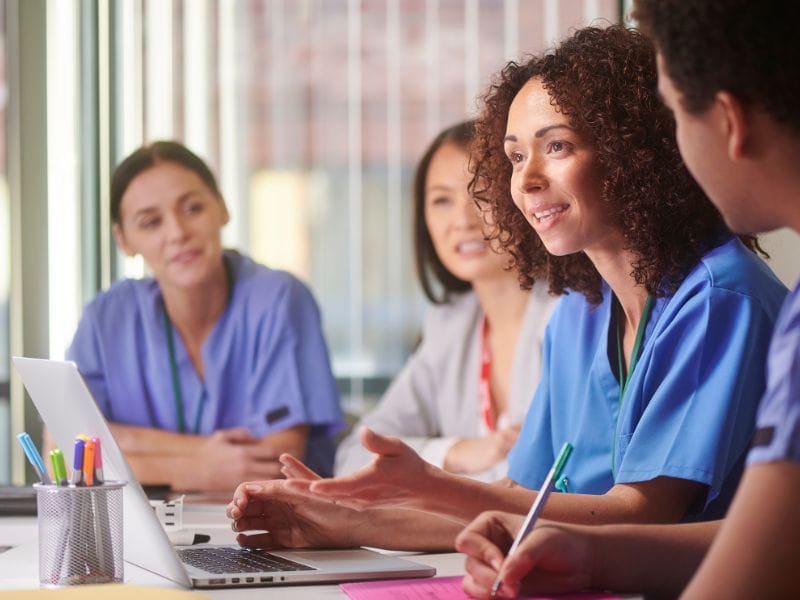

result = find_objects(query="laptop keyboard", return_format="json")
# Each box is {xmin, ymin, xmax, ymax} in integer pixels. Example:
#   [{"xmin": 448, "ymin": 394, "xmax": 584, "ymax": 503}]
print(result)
[{"xmin": 178, "ymin": 546, "xmax": 316, "ymax": 574}]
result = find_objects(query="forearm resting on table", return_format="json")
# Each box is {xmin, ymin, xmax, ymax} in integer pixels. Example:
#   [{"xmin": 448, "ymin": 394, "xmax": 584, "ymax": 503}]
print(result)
[{"xmin": 353, "ymin": 508, "xmax": 468, "ymax": 552}]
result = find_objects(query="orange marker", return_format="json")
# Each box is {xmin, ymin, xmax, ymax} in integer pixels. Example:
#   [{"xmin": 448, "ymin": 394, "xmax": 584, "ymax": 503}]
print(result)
[{"xmin": 83, "ymin": 439, "xmax": 96, "ymax": 487}]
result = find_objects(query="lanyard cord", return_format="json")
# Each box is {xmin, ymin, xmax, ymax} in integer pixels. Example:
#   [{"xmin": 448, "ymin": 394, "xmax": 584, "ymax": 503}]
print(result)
[
  {"xmin": 162, "ymin": 257, "xmax": 233, "ymax": 435},
  {"xmin": 479, "ymin": 315, "xmax": 496, "ymax": 432},
  {"xmin": 616, "ymin": 295, "xmax": 654, "ymax": 398},
  {"xmin": 164, "ymin": 313, "xmax": 190, "ymax": 434},
  {"xmin": 612, "ymin": 294, "xmax": 654, "ymax": 475}
]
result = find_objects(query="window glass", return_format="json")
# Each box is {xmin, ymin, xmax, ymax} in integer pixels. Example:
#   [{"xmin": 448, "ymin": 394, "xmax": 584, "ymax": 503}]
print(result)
[{"xmin": 110, "ymin": 0, "xmax": 620, "ymax": 411}]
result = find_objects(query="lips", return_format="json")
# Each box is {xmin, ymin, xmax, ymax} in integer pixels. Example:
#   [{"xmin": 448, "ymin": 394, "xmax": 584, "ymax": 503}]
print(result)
[
  {"xmin": 170, "ymin": 249, "xmax": 202, "ymax": 265},
  {"xmin": 532, "ymin": 204, "xmax": 569, "ymax": 223},
  {"xmin": 456, "ymin": 240, "xmax": 488, "ymax": 254}
]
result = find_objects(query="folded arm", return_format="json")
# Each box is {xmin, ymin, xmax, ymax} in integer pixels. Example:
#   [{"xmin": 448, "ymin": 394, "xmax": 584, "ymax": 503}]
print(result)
[{"xmin": 111, "ymin": 423, "xmax": 309, "ymax": 491}]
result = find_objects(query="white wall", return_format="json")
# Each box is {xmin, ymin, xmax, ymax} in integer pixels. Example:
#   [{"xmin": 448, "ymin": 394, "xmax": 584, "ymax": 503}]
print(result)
[{"xmin": 761, "ymin": 229, "xmax": 800, "ymax": 288}]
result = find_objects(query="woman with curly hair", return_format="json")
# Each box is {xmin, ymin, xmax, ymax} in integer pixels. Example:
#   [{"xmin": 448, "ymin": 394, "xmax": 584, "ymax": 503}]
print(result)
[{"xmin": 225, "ymin": 25, "xmax": 786, "ymax": 555}]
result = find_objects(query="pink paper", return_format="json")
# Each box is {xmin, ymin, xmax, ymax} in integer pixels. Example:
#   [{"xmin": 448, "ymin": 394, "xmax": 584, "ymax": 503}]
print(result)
[{"xmin": 340, "ymin": 575, "xmax": 623, "ymax": 599}]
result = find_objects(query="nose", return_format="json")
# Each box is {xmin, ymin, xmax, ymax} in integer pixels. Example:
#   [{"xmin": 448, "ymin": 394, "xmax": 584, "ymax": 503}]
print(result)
[
  {"xmin": 454, "ymin": 194, "xmax": 482, "ymax": 230},
  {"xmin": 518, "ymin": 156, "xmax": 548, "ymax": 195},
  {"xmin": 165, "ymin": 212, "xmax": 190, "ymax": 242}
]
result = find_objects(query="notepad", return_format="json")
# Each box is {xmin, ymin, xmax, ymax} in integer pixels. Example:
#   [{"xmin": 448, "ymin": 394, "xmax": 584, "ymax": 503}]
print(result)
[{"xmin": 341, "ymin": 575, "xmax": 625, "ymax": 599}]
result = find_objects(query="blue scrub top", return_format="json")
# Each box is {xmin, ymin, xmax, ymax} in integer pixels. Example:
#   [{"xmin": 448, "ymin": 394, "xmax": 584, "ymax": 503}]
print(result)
[
  {"xmin": 67, "ymin": 250, "xmax": 344, "ymax": 476},
  {"xmin": 508, "ymin": 238, "xmax": 787, "ymax": 520},
  {"xmin": 748, "ymin": 278, "xmax": 800, "ymax": 465}
]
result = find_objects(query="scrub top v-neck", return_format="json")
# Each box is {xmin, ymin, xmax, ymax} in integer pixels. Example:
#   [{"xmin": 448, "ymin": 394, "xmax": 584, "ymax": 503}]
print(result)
[{"xmin": 506, "ymin": 238, "xmax": 788, "ymax": 521}]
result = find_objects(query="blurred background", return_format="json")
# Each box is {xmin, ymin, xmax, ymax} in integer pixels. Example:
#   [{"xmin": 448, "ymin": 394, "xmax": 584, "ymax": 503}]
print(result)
[{"xmin": 1, "ymin": 0, "xmax": 797, "ymax": 484}]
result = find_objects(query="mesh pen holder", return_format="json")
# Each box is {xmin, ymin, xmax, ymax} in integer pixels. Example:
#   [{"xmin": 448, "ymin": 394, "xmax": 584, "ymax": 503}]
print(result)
[{"xmin": 35, "ymin": 481, "xmax": 125, "ymax": 587}]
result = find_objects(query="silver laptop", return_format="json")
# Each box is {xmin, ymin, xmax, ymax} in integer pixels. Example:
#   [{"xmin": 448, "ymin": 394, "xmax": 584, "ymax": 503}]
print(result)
[{"xmin": 13, "ymin": 357, "xmax": 435, "ymax": 589}]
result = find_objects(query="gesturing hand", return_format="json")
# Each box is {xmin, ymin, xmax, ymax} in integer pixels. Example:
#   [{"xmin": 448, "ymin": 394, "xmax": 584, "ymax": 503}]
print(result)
[
  {"xmin": 307, "ymin": 427, "xmax": 437, "ymax": 511},
  {"xmin": 226, "ymin": 479, "xmax": 359, "ymax": 549}
]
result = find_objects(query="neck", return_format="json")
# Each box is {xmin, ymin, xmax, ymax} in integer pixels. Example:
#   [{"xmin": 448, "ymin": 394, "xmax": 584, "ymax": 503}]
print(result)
[
  {"xmin": 161, "ymin": 259, "xmax": 229, "ymax": 346},
  {"xmin": 585, "ymin": 242, "xmax": 649, "ymax": 332},
  {"xmin": 471, "ymin": 271, "xmax": 530, "ymax": 334}
]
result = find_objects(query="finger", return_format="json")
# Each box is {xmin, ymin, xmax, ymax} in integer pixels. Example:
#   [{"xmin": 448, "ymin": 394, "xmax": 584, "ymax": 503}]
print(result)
[
  {"xmin": 279, "ymin": 454, "xmax": 321, "ymax": 480},
  {"xmin": 245, "ymin": 446, "xmax": 284, "ymax": 461},
  {"xmin": 307, "ymin": 475, "xmax": 366, "ymax": 498},
  {"xmin": 455, "ymin": 529, "xmax": 505, "ymax": 572},
  {"xmin": 222, "ymin": 428, "xmax": 254, "ymax": 443},
  {"xmin": 359, "ymin": 427, "xmax": 407, "ymax": 457},
  {"xmin": 464, "ymin": 554, "xmax": 501, "ymax": 587},
  {"xmin": 461, "ymin": 572, "xmax": 493, "ymax": 600}
]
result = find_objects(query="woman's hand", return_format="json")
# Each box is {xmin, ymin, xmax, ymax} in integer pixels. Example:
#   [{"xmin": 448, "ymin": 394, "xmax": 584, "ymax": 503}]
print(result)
[
  {"xmin": 279, "ymin": 453, "xmax": 322, "ymax": 481},
  {"xmin": 444, "ymin": 425, "xmax": 521, "ymax": 474},
  {"xmin": 306, "ymin": 427, "xmax": 438, "ymax": 511},
  {"xmin": 196, "ymin": 428, "xmax": 284, "ymax": 490},
  {"xmin": 226, "ymin": 479, "xmax": 360, "ymax": 549},
  {"xmin": 456, "ymin": 511, "xmax": 594, "ymax": 599}
]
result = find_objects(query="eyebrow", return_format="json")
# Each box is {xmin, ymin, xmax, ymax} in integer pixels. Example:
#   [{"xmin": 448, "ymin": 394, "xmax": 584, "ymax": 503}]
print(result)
[
  {"xmin": 425, "ymin": 184, "xmax": 455, "ymax": 193},
  {"xmin": 504, "ymin": 124, "xmax": 574, "ymax": 143}
]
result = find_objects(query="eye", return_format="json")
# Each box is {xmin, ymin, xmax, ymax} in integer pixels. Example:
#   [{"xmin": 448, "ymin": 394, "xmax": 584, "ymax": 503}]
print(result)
[
  {"xmin": 138, "ymin": 217, "xmax": 161, "ymax": 230},
  {"xmin": 546, "ymin": 140, "xmax": 572, "ymax": 154},
  {"xmin": 507, "ymin": 151, "xmax": 524, "ymax": 165},
  {"xmin": 185, "ymin": 201, "xmax": 205, "ymax": 215},
  {"xmin": 430, "ymin": 195, "xmax": 451, "ymax": 206}
]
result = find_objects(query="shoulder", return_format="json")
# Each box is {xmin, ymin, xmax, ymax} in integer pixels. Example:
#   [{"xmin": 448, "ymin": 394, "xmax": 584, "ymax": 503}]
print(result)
[
  {"xmin": 225, "ymin": 250, "xmax": 311, "ymax": 297},
  {"xmin": 81, "ymin": 277, "xmax": 158, "ymax": 322},
  {"xmin": 228, "ymin": 251, "xmax": 318, "ymax": 307},
  {"xmin": 676, "ymin": 237, "xmax": 787, "ymax": 314},
  {"xmin": 421, "ymin": 291, "xmax": 481, "ymax": 334}
]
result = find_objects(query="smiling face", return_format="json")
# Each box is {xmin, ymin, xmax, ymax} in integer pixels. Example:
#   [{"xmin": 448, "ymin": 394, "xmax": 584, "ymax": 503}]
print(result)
[
  {"xmin": 504, "ymin": 78, "xmax": 619, "ymax": 257},
  {"xmin": 113, "ymin": 160, "xmax": 229, "ymax": 290},
  {"xmin": 423, "ymin": 142, "xmax": 511, "ymax": 284}
]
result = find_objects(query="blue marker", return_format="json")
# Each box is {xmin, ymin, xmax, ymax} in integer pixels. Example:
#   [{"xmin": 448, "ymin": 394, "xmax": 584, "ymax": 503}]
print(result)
[
  {"xmin": 16, "ymin": 432, "xmax": 52, "ymax": 485},
  {"xmin": 70, "ymin": 438, "xmax": 85, "ymax": 486}
]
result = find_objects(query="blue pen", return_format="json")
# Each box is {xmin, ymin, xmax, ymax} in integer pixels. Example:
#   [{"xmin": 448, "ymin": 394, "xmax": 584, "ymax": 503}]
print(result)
[
  {"xmin": 16, "ymin": 432, "xmax": 52, "ymax": 485},
  {"xmin": 71, "ymin": 438, "xmax": 85, "ymax": 486}
]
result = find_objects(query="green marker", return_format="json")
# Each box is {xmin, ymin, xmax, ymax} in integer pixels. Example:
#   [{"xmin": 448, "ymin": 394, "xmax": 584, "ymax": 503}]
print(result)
[{"xmin": 49, "ymin": 448, "xmax": 68, "ymax": 486}]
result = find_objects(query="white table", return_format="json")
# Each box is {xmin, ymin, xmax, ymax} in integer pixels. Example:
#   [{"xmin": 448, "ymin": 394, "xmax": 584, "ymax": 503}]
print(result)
[{"xmin": 0, "ymin": 509, "xmax": 466, "ymax": 598}]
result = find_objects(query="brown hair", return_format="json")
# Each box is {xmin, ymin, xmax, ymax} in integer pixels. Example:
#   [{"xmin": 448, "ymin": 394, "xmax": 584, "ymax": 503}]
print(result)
[
  {"xmin": 111, "ymin": 141, "xmax": 221, "ymax": 225},
  {"xmin": 413, "ymin": 121, "xmax": 475, "ymax": 304},
  {"xmin": 471, "ymin": 25, "xmax": 760, "ymax": 304}
]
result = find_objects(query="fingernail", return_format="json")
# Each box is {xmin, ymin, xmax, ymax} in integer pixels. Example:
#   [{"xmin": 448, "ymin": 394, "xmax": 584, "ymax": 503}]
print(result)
[
  {"xmin": 244, "ymin": 484, "xmax": 261, "ymax": 492},
  {"xmin": 491, "ymin": 558, "xmax": 503, "ymax": 571}
]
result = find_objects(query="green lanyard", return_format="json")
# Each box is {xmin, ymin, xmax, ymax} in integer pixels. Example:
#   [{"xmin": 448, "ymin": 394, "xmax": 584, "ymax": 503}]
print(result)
[
  {"xmin": 164, "ymin": 311, "xmax": 205, "ymax": 434},
  {"xmin": 616, "ymin": 295, "xmax": 654, "ymax": 400},
  {"xmin": 612, "ymin": 294, "xmax": 653, "ymax": 475}
]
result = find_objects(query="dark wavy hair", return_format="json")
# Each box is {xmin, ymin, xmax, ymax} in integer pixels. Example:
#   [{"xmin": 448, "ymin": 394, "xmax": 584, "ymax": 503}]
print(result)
[
  {"xmin": 471, "ymin": 25, "xmax": 760, "ymax": 305},
  {"xmin": 111, "ymin": 141, "xmax": 221, "ymax": 225},
  {"xmin": 634, "ymin": 0, "xmax": 800, "ymax": 132},
  {"xmin": 413, "ymin": 121, "xmax": 476, "ymax": 304}
]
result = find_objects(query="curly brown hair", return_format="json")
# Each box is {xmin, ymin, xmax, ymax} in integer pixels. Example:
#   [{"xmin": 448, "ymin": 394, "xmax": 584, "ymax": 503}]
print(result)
[{"xmin": 471, "ymin": 25, "xmax": 759, "ymax": 305}]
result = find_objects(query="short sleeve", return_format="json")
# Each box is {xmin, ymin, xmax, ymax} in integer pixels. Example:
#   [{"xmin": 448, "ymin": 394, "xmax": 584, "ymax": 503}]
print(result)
[
  {"xmin": 748, "ymin": 284, "xmax": 800, "ymax": 464},
  {"xmin": 243, "ymin": 278, "xmax": 343, "ymax": 439},
  {"xmin": 616, "ymin": 287, "xmax": 776, "ymax": 512},
  {"xmin": 65, "ymin": 303, "xmax": 113, "ymax": 417}
]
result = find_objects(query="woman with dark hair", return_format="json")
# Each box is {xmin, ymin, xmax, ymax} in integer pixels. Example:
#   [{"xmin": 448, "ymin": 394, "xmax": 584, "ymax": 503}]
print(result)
[
  {"xmin": 335, "ymin": 122, "xmax": 558, "ymax": 480},
  {"xmin": 65, "ymin": 141, "xmax": 343, "ymax": 491},
  {"xmin": 225, "ymin": 26, "xmax": 785, "ymax": 554}
]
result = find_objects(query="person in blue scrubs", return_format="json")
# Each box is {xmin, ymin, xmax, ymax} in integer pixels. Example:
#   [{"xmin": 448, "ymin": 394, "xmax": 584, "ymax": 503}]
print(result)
[
  {"xmin": 224, "ymin": 26, "xmax": 786, "ymax": 553},
  {"xmin": 457, "ymin": 3, "xmax": 800, "ymax": 598},
  {"xmin": 66, "ymin": 141, "xmax": 343, "ymax": 491}
]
